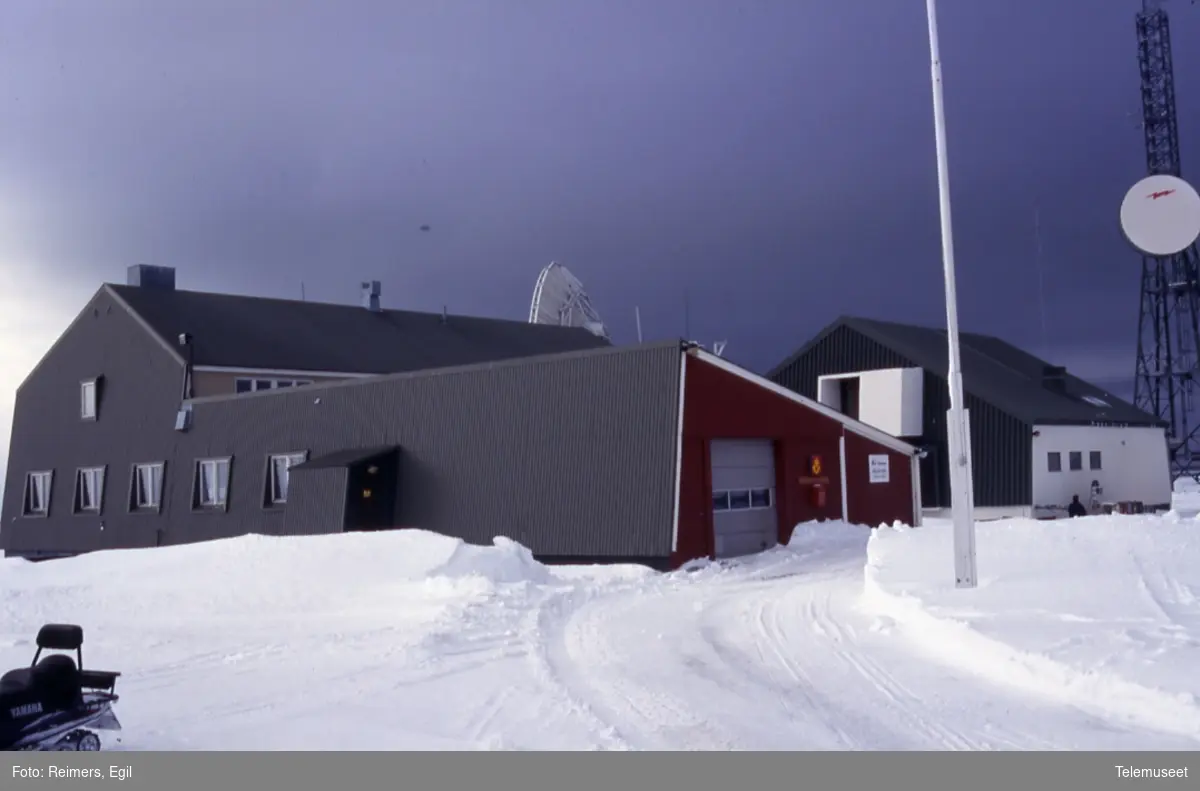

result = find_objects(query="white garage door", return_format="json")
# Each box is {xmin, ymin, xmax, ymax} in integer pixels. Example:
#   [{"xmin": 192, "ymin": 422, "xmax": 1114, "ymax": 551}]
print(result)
[{"xmin": 710, "ymin": 439, "xmax": 779, "ymax": 559}]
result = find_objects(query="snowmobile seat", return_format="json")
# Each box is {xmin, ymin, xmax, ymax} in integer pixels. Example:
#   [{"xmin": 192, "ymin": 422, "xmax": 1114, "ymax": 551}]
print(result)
[
  {"xmin": 31, "ymin": 654, "xmax": 82, "ymax": 709},
  {"xmin": 36, "ymin": 624, "xmax": 83, "ymax": 652},
  {"xmin": 0, "ymin": 623, "xmax": 94, "ymax": 705},
  {"xmin": 0, "ymin": 667, "xmax": 33, "ymax": 697}
]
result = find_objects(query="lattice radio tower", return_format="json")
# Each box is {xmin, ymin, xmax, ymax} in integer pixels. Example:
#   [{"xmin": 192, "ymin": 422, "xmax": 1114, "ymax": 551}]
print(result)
[{"xmin": 1132, "ymin": 0, "xmax": 1200, "ymax": 480}]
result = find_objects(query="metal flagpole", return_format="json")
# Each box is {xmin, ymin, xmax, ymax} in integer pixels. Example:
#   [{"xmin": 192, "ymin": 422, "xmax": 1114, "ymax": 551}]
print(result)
[{"xmin": 924, "ymin": 0, "xmax": 978, "ymax": 588}]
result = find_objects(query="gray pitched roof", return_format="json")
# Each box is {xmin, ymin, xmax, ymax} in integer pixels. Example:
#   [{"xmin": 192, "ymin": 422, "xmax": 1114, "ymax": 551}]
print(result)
[
  {"xmin": 772, "ymin": 315, "xmax": 1165, "ymax": 428},
  {"xmin": 106, "ymin": 283, "xmax": 612, "ymax": 374}
]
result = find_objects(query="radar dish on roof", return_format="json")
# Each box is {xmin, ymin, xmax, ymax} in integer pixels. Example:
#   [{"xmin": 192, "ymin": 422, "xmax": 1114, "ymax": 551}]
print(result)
[
  {"xmin": 528, "ymin": 261, "xmax": 610, "ymax": 341},
  {"xmin": 1120, "ymin": 174, "xmax": 1200, "ymax": 257}
]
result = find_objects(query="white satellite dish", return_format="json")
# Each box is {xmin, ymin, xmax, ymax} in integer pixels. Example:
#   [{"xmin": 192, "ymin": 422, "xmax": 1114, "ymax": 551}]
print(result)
[
  {"xmin": 1120, "ymin": 174, "xmax": 1200, "ymax": 257},
  {"xmin": 528, "ymin": 261, "xmax": 610, "ymax": 341}
]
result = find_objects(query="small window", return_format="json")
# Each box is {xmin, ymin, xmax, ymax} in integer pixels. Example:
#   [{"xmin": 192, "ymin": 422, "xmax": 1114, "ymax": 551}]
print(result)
[
  {"xmin": 80, "ymin": 380, "xmax": 97, "ymax": 419},
  {"xmin": 750, "ymin": 488, "xmax": 772, "ymax": 509},
  {"xmin": 1089, "ymin": 451, "xmax": 1102, "ymax": 471},
  {"xmin": 295, "ymin": 380, "xmax": 313, "ymax": 387},
  {"xmin": 1069, "ymin": 451, "xmax": 1082, "ymax": 471},
  {"xmin": 74, "ymin": 466, "xmax": 106, "ymax": 513},
  {"xmin": 194, "ymin": 457, "xmax": 232, "ymax": 509},
  {"xmin": 235, "ymin": 378, "xmax": 253, "ymax": 394},
  {"xmin": 130, "ymin": 462, "xmax": 165, "ymax": 512},
  {"xmin": 266, "ymin": 452, "xmax": 307, "ymax": 505},
  {"xmin": 728, "ymin": 490, "xmax": 751, "ymax": 510},
  {"xmin": 23, "ymin": 471, "xmax": 52, "ymax": 516},
  {"xmin": 1047, "ymin": 452, "xmax": 1062, "ymax": 473},
  {"xmin": 712, "ymin": 490, "xmax": 730, "ymax": 512},
  {"xmin": 255, "ymin": 379, "xmax": 273, "ymax": 391},
  {"xmin": 275, "ymin": 380, "xmax": 294, "ymax": 388}
]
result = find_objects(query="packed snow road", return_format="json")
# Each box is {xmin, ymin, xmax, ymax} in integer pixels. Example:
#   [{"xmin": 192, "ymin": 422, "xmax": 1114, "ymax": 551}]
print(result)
[
  {"xmin": 2, "ymin": 522, "xmax": 1198, "ymax": 751},
  {"xmin": 524, "ymin": 540, "xmax": 1197, "ymax": 751}
]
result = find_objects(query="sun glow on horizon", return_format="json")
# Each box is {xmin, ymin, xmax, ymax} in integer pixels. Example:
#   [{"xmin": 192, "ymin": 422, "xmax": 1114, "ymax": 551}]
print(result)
[{"xmin": 0, "ymin": 266, "xmax": 95, "ymax": 501}]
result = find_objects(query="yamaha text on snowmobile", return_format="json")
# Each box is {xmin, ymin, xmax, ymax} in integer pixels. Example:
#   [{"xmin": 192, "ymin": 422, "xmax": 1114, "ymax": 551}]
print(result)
[{"xmin": 1, "ymin": 623, "xmax": 122, "ymax": 751}]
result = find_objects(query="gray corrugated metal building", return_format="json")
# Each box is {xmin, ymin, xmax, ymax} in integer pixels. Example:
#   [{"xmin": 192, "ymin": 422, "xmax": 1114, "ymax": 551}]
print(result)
[
  {"xmin": 2, "ymin": 272, "xmax": 925, "ymax": 564},
  {"xmin": 143, "ymin": 342, "xmax": 684, "ymax": 562},
  {"xmin": 1, "ymin": 266, "xmax": 614, "ymax": 558},
  {"xmin": 767, "ymin": 316, "xmax": 1171, "ymax": 519}
]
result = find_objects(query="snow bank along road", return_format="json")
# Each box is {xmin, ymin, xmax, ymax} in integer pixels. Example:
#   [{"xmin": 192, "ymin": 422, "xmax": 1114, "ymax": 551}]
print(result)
[{"xmin": 1, "ymin": 518, "xmax": 1198, "ymax": 751}]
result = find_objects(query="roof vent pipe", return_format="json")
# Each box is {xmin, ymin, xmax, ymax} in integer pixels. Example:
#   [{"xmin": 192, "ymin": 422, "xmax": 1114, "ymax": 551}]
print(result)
[{"xmin": 361, "ymin": 280, "xmax": 382, "ymax": 312}]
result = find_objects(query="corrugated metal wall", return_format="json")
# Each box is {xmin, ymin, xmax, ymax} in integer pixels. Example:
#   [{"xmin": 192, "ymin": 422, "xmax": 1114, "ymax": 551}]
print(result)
[
  {"xmin": 768, "ymin": 325, "xmax": 1031, "ymax": 508},
  {"xmin": 1, "ymin": 288, "xmax": 185, "ymax": 556},
  {"xmin": 282, "ymin": 468, "xmax": 347, "ymax": 535},
  {"xmin": 167, "ymin": 343, "xmax": 684, "ymax": 558}
]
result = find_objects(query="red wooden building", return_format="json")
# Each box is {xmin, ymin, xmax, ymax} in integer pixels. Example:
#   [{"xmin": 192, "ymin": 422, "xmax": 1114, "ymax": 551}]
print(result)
[{"xmin": 672, "ymin": 345, "xmax": 921, "ymax": 566}]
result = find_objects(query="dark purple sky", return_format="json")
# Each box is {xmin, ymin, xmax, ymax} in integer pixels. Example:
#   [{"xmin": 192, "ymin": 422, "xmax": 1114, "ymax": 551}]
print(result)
[{"xmin": 3, "ymin": 0, "xmax": 1199, "ymax": 403}]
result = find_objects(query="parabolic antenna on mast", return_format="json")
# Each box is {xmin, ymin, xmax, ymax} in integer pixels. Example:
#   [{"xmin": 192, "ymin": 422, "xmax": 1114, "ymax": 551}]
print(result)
[{"xmin": 528, "ymin": 261, "xmax": 610, "ymax": 341}]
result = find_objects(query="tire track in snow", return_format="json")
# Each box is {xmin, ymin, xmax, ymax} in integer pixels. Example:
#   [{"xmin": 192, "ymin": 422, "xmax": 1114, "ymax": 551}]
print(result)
[
  {"xmin": 866, "ymin": 557, "xmax": 1200, "ymax": 747},
  {"xmin": 525, "ymin": 585, "xmax": 638, "ymax": 750},
  {"xmin": 692, "ymin": 553, "xmax": 998, "ymax": 750},
  {"xmin": 540, "ymin": 579, "xmax": 755, "ymax": 750},
  {"xmin": 706, "ymin": 566, "xmax": 1018, "ymax": 750},
  {"xmin": 538, "ymin": 543, "xmax": 1181, "ymax": 750},
  {"xmin": 752, "ymin": 548, "xmax": 1188, "ymax": 750},
  {"xmin": 538, "ymin": 551, "xmax": 928, "ymax": 749}
]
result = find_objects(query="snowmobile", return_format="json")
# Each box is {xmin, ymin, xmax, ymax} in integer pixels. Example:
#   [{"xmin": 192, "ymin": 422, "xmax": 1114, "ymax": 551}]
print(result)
[{"xmin": 0, "ymin": 623, "xmax": 122, "ymax": 751}]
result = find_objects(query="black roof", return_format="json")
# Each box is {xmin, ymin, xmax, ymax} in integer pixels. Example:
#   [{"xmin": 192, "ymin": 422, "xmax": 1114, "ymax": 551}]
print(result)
[
  {"xmin": 106, "ymin": 284, "xmax": 612, "ymax": 374},
  {"xmin": 771, "ymin": 315, "xmax": 1165, "ymax": 427}
]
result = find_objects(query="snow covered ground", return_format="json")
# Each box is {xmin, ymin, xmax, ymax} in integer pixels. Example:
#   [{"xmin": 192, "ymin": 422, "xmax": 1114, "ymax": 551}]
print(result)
[{"xmin": 3, "ymin": 492, "xmax": 1200, "ymax": 751}]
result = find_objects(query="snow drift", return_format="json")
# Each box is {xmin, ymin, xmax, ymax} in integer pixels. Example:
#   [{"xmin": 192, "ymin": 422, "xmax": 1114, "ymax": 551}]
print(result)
[
  {"xmin": 863, "ymin": 516, "xmax": 1200, "ymax": 742},
  {"xmin": 1, "ymin": 513, "xmax": 1198, "ymax": 750}
]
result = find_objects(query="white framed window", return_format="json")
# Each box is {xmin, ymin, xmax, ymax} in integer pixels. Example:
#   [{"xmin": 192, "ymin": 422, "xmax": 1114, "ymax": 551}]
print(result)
[
  {"xmin": 728, "ymin": 490, "xmax": 752, "ymax": 510},
  {"xmin": 23, "ymin": 471, "xmax": 53, "ymax": 516},
  {"xmin": 266, "ymin": 452, "xmax": 307, "ymax": 505},
  {"xmin": 713, "ymin": 487, "xmax": 775, "ymax": 512},
  {"xmin": 194, "ymin": 457, "xmax": 232, "ymax": 508},
  {"xmin": 80, "ymin": 379, "xmax": 97, "ymax": 419},
  {"xmin": 74, "ymin": 466, "xmax": 106, "ymax": 513},
  {"xmin": 130, "ymin": 462, "xmax": 165, "ymax": 511},
  {"xmin": 235, "ymin": 377, "xmax": 316, "ymax": 394},
  {"xmin": 750, "ymin": 487, "xmax": 773, "ymax": 509}
]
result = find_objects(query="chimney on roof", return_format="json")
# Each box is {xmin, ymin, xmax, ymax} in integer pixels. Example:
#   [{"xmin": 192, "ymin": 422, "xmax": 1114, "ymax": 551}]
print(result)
[
  {"xmin": 127, "ymin": 264, "xmax": 176, "ymax": 290},
  {"xmin": 361, "ymin": 280, "xmax": 381, "ymax": 312},
  {"xmin": 1042, "ymin": 364, "xmax": 1067, "ymax": 394}
]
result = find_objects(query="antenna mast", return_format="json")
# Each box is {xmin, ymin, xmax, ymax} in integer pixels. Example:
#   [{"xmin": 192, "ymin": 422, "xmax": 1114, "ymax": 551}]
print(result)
[
  {"xmin": 1034, "ymin": 206, "xmax": 1049, "ymax": 357},
  {"xmin": 1131, "ymin": 0, "xmax": 1200, "ymax": 481}
]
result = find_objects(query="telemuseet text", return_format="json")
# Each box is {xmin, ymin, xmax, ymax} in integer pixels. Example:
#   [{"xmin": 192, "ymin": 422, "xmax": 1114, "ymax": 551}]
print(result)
[{"xmin": 1113, "ymin": 764, "xmax": 1188, "ymax": 779}]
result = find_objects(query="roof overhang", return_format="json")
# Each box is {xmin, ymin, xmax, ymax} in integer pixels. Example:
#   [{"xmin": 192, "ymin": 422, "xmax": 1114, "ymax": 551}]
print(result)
[{"xmin": 292, "ymin": 445, "xmax": 398, "ymax": 470}]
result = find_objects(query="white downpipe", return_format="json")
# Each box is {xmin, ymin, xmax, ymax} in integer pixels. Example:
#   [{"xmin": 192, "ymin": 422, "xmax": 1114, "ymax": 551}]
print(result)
[{"xmin": 839, "ymin": 432, "xmax": 850, "ymax": 524}]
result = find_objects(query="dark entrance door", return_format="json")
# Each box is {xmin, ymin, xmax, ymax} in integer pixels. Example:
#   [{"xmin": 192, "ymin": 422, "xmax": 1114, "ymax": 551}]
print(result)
[{"xmin": 343, "ymin": 449, "xmax": 399, "ymax": 531}]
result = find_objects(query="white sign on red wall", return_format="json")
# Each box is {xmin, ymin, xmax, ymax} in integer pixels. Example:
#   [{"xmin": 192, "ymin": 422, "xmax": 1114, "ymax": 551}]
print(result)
[{"xmin": 868, "ymin": 454, "xmax": 890, "ymax": 484}]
